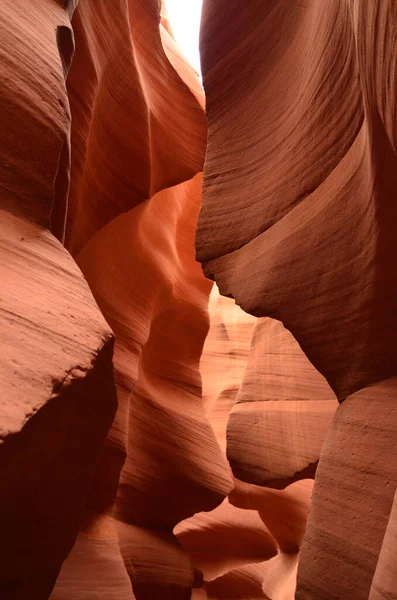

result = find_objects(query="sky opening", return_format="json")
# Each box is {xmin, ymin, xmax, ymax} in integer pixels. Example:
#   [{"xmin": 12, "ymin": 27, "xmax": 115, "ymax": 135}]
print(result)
[{"xmin": 165, "ymin": 0, "xmax": 203, "ymax": 75}]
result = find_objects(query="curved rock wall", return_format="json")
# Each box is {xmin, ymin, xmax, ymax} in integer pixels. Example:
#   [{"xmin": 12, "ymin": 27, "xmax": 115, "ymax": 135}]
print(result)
[
  {"xmin": 196, "ymin": 0, "xmax": 397, "ymax": 598},
  {"xmin": 0, "ymin": 1, "xmax": 118, "ymax": 597},
  {"xmin": 2, "ymin": 0, "xmax": 231, "ymax": 598},
  {"xmin": 196, "ymin": 0, "xmax": 397, "ymax": 403},
  {"xmin": 184, "ymin": 289, "xmax": 332, "ymax": 599},
  {"xmin": 51, "ymin": 1, "xmax": 234, "ymax": 598},
  {"xmin": 3, "ymin": 0, "xmax": 397, "ymax": 598}
]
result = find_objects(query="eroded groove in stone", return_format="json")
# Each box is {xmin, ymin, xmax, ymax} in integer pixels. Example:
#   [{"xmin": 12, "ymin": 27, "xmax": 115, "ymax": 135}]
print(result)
[{"xmin": 4, "ymin": 0, "xmax": 397, "ymax": 598}]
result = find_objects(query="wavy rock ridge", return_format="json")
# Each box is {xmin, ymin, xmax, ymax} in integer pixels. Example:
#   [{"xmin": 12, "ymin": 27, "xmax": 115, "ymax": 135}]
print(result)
[
  {"xmin": 2, "ymin": 0, "xmax": 397, "ymax": 599},
  {"xmin": 1, "ymin": 0, "xmax": 232, "ymax": 598},
  {"xmin": 197, "ymin": 1, "xmax": 397, "ymax": 598},
  {"xmin": 183, "ymin": 288, "xmax": 331, "ymax": 599}
]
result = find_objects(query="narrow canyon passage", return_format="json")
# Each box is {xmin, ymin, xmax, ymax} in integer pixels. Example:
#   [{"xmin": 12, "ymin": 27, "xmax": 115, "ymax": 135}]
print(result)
[{"xmin": 1, "ymin": 1, "xmax": 397, "ymax": 599}]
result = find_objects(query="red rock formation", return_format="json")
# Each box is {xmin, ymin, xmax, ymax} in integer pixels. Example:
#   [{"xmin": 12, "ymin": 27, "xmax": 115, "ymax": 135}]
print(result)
[
  {"xmin": 50, "ymin": 514, "xmax": 134, "ymax": 600},
  {"xmin": 196, "ymin": 478, "xmax": 313, "ymax": 600},
  {"xmin": 0, "ymin": 212, "xmax": 117, "ymax": 599},
  {"xmin": 5, "ymin": 0, "xmax": 397, "ymax": 597},
  {"xmin": 196, "ymin": 0, "xmax": 397, "ymax": 403},
  {"xmin": 65, "ymin": 0, "xmax": 206, "ymax": 256},
  {"xmin": 228, "ymin": 318, "xmax": 337, "ymax": 487},
  {"xmin": 196, "ymin": 1, "xmax": 397, "ymax": 598},
  {"xmin": 369, "ymin": 489, "xmax": 397, "ymax": 600},
  {"xmin": 0, "ymin": 0, "xmax": 73, "ymax": 237},
  {"xmin": 54, "ymin": 1, "xmax": 232, "ymax": 598},
  {"xmin": 297, "ymin": 380, "xmax": 397, "ymax": 599},
  {"xmin": 177, "ymin": 291, "xmax": 318, "ymax": 599},
  {"xmin": 205, "ymin": 561, "xmax": 270, "ymax": 600},
  {"xmin": 175, "ymin": 497, "xmax": 278, "ymax": 582},
  {"xmin": 71, "ymin": 176, "xmax": 233, "ymax": 598},
  {"xmin": 224, "ymin": 480, "xmax": 312, "ymax": 600},
  {"xmin": 0, "ymin": 2, "xmax": 118, "ymax": 597},
  {"xmin": 230, "ymin": 478, "xmax": 313, "ymax": 555},
  {"xmin": 2, "ymin": 0, "xmax": 231, "ymax": 598},
  {"xmin": 201, "ymin": 286, "xmax": 256, "ymax": 452}
]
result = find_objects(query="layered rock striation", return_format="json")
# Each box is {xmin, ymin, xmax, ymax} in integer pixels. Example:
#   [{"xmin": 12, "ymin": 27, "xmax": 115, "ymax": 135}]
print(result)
[
  {"xmin": 196, "ymin": 0, "xmax": 397, "ymax": 598},
  {"xmin": 0, "ymin": 1, "xmax": 118, "ymax": 597},
  {"xmin": 2, "ymin": 0, "xmax": 231, "ymax": 598},
  {"xmin": 3, "ymin": 0, "xmax": 397, "ymax": 598}
]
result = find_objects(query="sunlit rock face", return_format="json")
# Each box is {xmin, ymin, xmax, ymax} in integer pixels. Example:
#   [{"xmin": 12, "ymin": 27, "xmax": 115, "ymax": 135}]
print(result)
[
  {"xmin": 52, "ymin": 1, "xmax": 233, "ymax": 599},
  {"xmin": 227, "ymin": 318, "xmax": 337, "ymax": 488},
  {"xmin": 3, "ymin": 0, "xmax": 397, "ymax": 598},
  {"xmin": 196, "ymin": 0, "xmax": 397, "ymax": 598},
  {"xmin": 1, "ymin": 0, "xmax": 231, "ymax": 598},
  {"xmin": 181, "ymin": 289, "xmax": 332, "ymax": 599},
  {"xmin": 201, "ymin": 286, "xmax": 256, "ymax": 454}
]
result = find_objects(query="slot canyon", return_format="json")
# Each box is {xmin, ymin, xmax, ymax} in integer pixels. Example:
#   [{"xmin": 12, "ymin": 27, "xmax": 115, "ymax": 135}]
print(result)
[{"xmin": 1, "ymin": 0, "xmax": 397, "ymax": 598}]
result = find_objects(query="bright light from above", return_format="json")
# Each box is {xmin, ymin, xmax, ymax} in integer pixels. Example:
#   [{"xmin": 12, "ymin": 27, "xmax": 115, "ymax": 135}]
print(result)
[{"xmin": 165, "ymin": 0, "xmax": 203, "ymax": 75}]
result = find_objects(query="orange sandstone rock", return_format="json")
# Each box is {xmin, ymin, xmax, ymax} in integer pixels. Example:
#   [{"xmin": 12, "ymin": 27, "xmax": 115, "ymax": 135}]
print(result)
[
  {"xmin": 59, "ymin": 2, "xmax": 233, "ymax": 596},
  {"xmin": 73, "ymin": 175, "xmax": 233, "ymax": 597},
  {"xmin": 65, "ymin": 0, "xmax": 206, "ymax": 255},
  {"xmin": 369, "ymin": 489, "xmax": 397, "ymax": 600},
  {"xmin": 50, "ymin": 515, "xmax": 134, "ymax": 600},
  {"xmin": 227, "ymin": 318, "xmax": 337, "ymax": 487},
  {"xmin": 197, "ymin": 2, "xmax": 397, "ymax": 597},
  {"xmin": 6, "ymin": 0, "xmax": 397, "ymax": 597},
  {"xmin": 296, "ymin": 379, "xmax": 397, "ymax": 599},
  {"xmin": 201, "ymin": 286, "xmax": 256, "ymax": 452},
  {"xmin": 0, "ymin": 1, "xmax": 118, "ymax": 597},
  {"xmin": 196, "ymin": 0, "xmax": 397, "ymax": 403},
  {"xmin": 175, "ymin": 497, "xmax": 277, "ymax": 581}
]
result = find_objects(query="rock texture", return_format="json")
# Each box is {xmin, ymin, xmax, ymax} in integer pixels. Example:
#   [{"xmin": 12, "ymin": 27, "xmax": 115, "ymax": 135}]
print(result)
[
  {"xmin": 196, "ymin": 0, "xmax": 397, "ymax": 403},
  {"xmin": 173, "ymin": 476, "xmax": 313, "ymax": 600},
  {"xmin": 177, "ymin": 293, "xmax": 318, "ymax": 599},
  {"xmin": 4, "ymin": 0, "xmax": 397, "ymax": 598},
  {"xmin": 196, "ymin": 0, "xmax": 397, "ymax": 598},
  {"xmin": 175, "ymin": 497, "xmax": 278, "ymax": 582},
  {"xmin": 53, "ymin": 1, "xmax": 233, "ymax": 599},
  {"xmin": 71, "ymin": 175, "xmax": 233, "ymax": 599},
  {"xmin": 2, "ymin": 0, "xmax": 231, "ymax": 598},
  {"xmin": 50, "ymin": 514, "xmax": 134, "ymax": 600},
  {"xmin": 228, "ymin": 318, "xmax": 337, "ymax": 487},
  {"xmin": 369, "ymin": 489, "xmax": 397, "ymax": 600},
  {"xmin": 0, "ymin": 1, "xmax": 118, "ymax": 598},
  {"xmin": 0, "ymin": 212, "xmax": 117, "ymax": 599},
  {"xmin": 65, "ymin": 0, "xmax": 206, "ymax": 256},
  {"xmin": 200, "ymin": 478, "xmax": 313, "ymax": 600},
  {"xmin": 0, "ymin": 0, "xmax": 74, "ymax": 238},
  {"xmin": 201, "ymin": 286, "xmax": 256, "ymax": 452},
  {"xmin": 297, "ymin": 380, "xmax": 397, "ymax": 600}
]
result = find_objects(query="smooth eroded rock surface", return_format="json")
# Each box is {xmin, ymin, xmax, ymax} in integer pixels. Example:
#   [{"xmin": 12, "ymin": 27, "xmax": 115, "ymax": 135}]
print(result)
[
  {"xmin": 56, "ymin": 2, "xmax": 233, "ymax": 596},
  {"xmin": 296, "ymin": 379, "xmax": 397, "ymax": 599},
  {"xmin": 0, "ymin": 1, "xmax": 118, "ymax": 596},
  {"xmin": 0, "ymin": 210, "xmax": 117, "ymax": 597},
  {"xmin": 196, "ymin": 2, "xmax": 397, "ymax": 597},
  {"xmin": 227, "ymin": 318, "xmax": 337, "ymax": 487},
  {"xmin": 4, "ymin": 0, "xmax": 397, "ymax": 597},
  {"xmin": 196, "ymin": 0, "xmax": 397, "ymax": 403}
]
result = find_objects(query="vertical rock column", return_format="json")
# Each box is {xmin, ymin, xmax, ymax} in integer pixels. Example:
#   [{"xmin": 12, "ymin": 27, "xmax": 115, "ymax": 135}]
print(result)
[
  {"xmin": 196, "ymin": 0, "xmax": 397, "ymax": 597},
  {"xmin": 0, "ymin": 1, "xmax": 118, "ymax": 598},
  {"xmin": 59, "ymin": 1, "xmax": 233, "ymax": 598}
]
